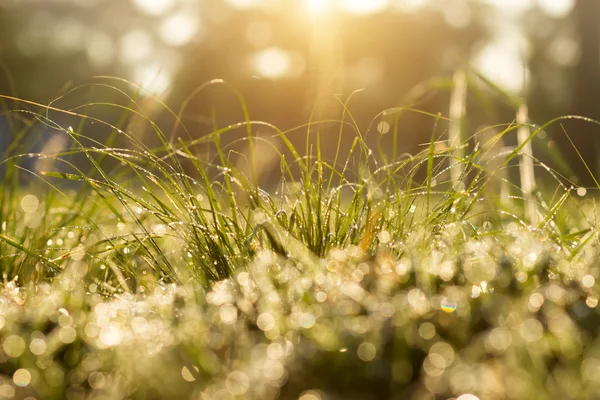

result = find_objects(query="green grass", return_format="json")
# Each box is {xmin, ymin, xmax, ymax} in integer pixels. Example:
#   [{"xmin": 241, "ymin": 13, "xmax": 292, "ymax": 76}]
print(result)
[{"xmin": 0, "ymin": 76, "xmax": 600, "ymax": 399}]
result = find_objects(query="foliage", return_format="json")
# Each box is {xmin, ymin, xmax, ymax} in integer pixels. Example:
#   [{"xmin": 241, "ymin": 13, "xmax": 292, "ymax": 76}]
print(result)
[{"xmin": 0, "ymin": 79, "xmax": 599, "ymax": 399}]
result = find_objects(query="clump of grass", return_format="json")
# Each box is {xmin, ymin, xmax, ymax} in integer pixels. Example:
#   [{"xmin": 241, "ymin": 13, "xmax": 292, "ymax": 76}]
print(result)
[{"xmin": 0, "ymin": 76, "xmax": 599, "ymax": 399}]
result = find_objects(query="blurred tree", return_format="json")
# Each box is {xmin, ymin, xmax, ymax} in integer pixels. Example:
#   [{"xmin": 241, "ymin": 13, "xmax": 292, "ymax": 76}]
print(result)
[
  {"xmin": 526, "ymin": 0, "xmax": 600, "ymax": 184},
  {"xmin": 168, "ymin": 5, "xmax": 485, "ymax": 174},
  {"xmin": 1, "ymin": 0, "xmax": 598, "ymax": 182},
  {"xmin": 571, "ymin": 0, "xmax": 600, "ymax": 182}
]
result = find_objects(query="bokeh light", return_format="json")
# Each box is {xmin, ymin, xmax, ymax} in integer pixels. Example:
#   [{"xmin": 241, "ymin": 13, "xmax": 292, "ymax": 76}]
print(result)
[
  {"xmin": 20, "ymin": 194, "xmax": 39, "ymax": 213},
  {"xmin": 120, "ymin": 29, "xmax": 153, "ymax": 65},
  {"xmin": 474, "ymin": 35, "xmax": 528, "ymax": 93},
  {"xmin": 3, "ymin": 335, "xmax": 26, "ymax": 358},
  {"xmin": 537, "ymin": 0, "xmax": 575, "ymax": 18},
  {"xmin": 484, "ymin": 0, "xmax": 535, "ymax": 15},
  {"xmin": 252, "ymin": 47, "xmax": 292, "ymax": 79},
  {"xmin": 339, "ymin": 0, "xmax": 390, "ymax": 15},
  {"xmin": 225, "ymin": 0, "xmax": 259, "ymax": 10},
  {"xmin": 133, "ymin": 63, "xmax": 173, "ymax": 94},
  {"xmin": 13, "ymin": 369, "xmax": 31, "ymax": 387},
  {"xmin": 457, "ymin": 395, "xmax": 480, "ymax": 400},
  {"xmin": 132, "ymin": 0, "xmax": 174, "ymax": 16},
  {"xmin": 159, "ymin": 12, "xmax": 201, "ymax": 47},
  {"xmin": 306, "ymin": 0, "xmax": 330, "ymax": 15}
]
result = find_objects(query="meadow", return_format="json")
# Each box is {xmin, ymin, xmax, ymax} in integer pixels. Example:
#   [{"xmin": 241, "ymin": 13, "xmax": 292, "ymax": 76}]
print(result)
[{"xmin": 1, "ymin": 76, "xmax": 600, "ymax": 400}]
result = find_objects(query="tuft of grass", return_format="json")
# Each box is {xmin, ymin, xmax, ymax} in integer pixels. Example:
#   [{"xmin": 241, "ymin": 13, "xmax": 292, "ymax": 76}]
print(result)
[{"xmin": 0, "ymin": 75, "xmax": 599, "ymax": 399}]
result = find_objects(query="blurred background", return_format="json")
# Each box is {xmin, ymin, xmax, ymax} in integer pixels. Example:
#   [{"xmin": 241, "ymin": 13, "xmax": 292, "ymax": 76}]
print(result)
[{"xmin": 0, "ymin": 0, "xmax": 599, "ymax": 184}]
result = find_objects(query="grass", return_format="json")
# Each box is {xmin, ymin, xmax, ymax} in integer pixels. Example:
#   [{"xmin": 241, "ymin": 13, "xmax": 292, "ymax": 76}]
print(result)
[{"xmin": 0, "ymin": 75, "xmax": 600, "ymax": 399}]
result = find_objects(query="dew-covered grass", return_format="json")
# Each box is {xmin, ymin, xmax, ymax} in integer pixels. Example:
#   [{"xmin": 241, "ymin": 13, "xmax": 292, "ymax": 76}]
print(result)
[{"xmin": 1, "ymin": 78, "xmax": 600, "ymax": 399}]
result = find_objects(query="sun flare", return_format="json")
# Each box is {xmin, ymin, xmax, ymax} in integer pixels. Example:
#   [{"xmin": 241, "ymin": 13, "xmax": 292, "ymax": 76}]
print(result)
[
  {"xmin": 338, "ymin": 0, "xmax": 389, "ymax": 14},
  {"xmin": 306, "ymin": 0, "xmax": 330, "ymax": 14}
]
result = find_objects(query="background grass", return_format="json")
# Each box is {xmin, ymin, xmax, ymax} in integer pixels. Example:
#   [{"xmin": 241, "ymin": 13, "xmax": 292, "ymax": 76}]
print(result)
[{"xmin": 0, "ymin": 76, "xmax": 600, "ymax": 399}]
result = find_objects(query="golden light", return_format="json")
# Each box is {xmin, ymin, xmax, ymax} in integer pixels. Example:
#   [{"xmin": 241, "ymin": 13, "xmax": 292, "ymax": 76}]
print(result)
[
  {"xmin": 133, "ymin": 63, "xmax": 173, "ymax": 95},
  {"xmin": 474, "ymin": 38, "xmax": 527, "ymax": 93},
  {"xmin": 306, "ymin": 0, "xmax": 330, "ymax": 15},
  {"xmin": 245, "ymin": 20, "xmax": 271, "ymax": 47},
  {"xmin": 131, "ymin": 0, "xmax": 174, "ymax": 16},
  {"xmin": 537, "ymin": 0, "xmax": 575, "ymax": 18},
  {"xmin": 86, "ymin": 33, "xmax": 115, "ymax": 69},
  {"xmin": 338, "ymin": 0, "xmax": 390, "ymax": 15},
  {"xmin": 159, "ymin": 12, "xmax": 200, "ymax": 47},
  {"xmin": 396, "ymin": 0, "xmax": 431, "ymax": 12},
  {"xmin": 251, "ymin": 47, "xmax": 292, "ymax": 79},
  {"xmin": 120, "ymin": 29, "xmax": 153, "ymax": 64},
  {"xmin": 224, "ymin": 0, "xmax": 259, "ymax": 10},
  {"xmin": 483, "ymin": 0, "xmax": 534, "ymax": 15}
]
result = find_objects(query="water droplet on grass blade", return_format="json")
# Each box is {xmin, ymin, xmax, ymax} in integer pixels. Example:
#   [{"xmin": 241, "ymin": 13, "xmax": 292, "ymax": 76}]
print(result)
[
  {"xmin": 253, "ymin": 211, "xmax": 267, "ymax": 225},
  {"xmin": 30, "ymin": 338, "xmax": 46, "ymax": 355},
  {"xmin": 419, "ymin": 322, "xmax": 436, "ymax": 340},
  {"xmin": 226, "ymin": 371, "xmax": 249, "ymax": 395},
  {"xmin": 13, "ymin": 369, "xmax": 31, "ymax": 387},
  {"xmin": 377, "ymin": 121, "xmax": 390, "ymax": 134},
  {"xmin": 99, "ymin": 323, "xmax": 123, "ymax": 346},
  {"xmin": 21, "ymin": 195, "xmax": 39, "ymax": 213},
  {"xmin": 457, "ymin": 395, "xmax": 480, "ymax": 400},
  {"xmin": 441, "ymin": 298, "xmax": 457, "ymax": 313},
  {"xmin": 357, "ymin": 342, "xmax": 376, "ymax": 362},
  {"xmin": 582, "ymin": 275, "xmax": 595, "ymax": 288},
  {"xmin": 181, "ymin": 366, "xmax": 195, "ymax": 382},
  {"xmin": 3, "ymin": 335, "xmax": 26, "ymax": 358},
  {"xmin": 257, "ymin": 313, "xmax": 275, "ymax": 331},
  {"xmin": 377, "ymin": 230, "xmax": 391, "ymax": 244}
]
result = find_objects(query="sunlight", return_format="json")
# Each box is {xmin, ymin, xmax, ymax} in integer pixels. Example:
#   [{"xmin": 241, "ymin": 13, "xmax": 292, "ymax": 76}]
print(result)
[
  {"xmin": 133, "ymin": 63, "xmax": 172, "ymax": 95},
  {"xmin": 474, "ymin": 39, "xmax": 527, "ymax": 93},
  {"xmin": 131, "ymin": 0, "xmax": 174, "ymax": 16},
  {"xmin": 306, "ymin": 0, "xmax": 330, "ymax": 15},
  {"xmin": 119, "ymin": 29, "xmax": 153, "ymax": 64},
  {"xmin": 484, "ymin": 0, "xmax": 534, "ymax": 15},
  {"xmin": 224, "ymin": 0, "xmax": 259, "ymax": 10},
  {"xmin": 159, "ymin": 12, "xmax": 201, "ymax": 47},
  {"xmin": 549, "ymin": 36, "xmax": 580, "ymax": 67},
  {"xmin": 537, "ymin": 0, "xmax": 575, "ymax": 18},
  {"xmin": 338, "ymin": 0, "xmax": 390, "ymax": 15},
  {"xmin": 245, "ymin": 20, "xmax": 271, "ymax": 47},
  {"xmin": 86, "ymin": 33, "xmax": 115, "ymax": 69},
  {"xmin": 395, "ymin": 0, "xmax": 431, "ymax": 12},
  {"xmin": 485, "ymin": 0, "xmax": 574, "ymax": 18}
]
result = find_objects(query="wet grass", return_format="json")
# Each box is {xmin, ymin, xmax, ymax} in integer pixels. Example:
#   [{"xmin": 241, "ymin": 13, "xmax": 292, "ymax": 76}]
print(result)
[{"xmin": 0, "ymin": 78, "xmax": 600, "ymax": 399}]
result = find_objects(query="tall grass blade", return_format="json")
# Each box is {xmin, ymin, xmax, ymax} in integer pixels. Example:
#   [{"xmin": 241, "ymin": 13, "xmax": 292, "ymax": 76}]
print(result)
[
  {"xmin": 517, "ymin": 103, "xmax": 538, "ymax": 224},
  {"xmin": 449, "ymin": 68, "xmax": 467, "ymax": 186}
]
